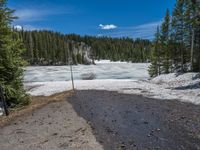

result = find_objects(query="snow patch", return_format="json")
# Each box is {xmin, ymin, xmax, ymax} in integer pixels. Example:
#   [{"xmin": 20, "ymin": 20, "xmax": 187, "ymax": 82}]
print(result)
[
  {"xmin": 25, "ymin": 73, "xmax": 200, "ymax": 105},
  {"xmin": 152, "ymin": 73, "xmax": 199, "ymax": 83},
  {"xmin": 0, "ymin": 108, "xmax": 3, "ymax": 116},
  {"xmin": 0, "ymin": 102, "xmax": 3, "ymax": 116},
  {"xmin": 23, "ymin": 64, "xmax": 200, "ymax": 105}
]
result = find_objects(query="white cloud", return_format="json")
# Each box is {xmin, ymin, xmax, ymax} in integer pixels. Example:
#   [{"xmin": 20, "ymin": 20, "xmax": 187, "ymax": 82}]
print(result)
[
  {"xmin": 14, "ymin": 25, "xmax": 22, "ymax": 31},
  {"xmin": 14, "ymin": 6, "xmax": 73, "ymax": 23},
  {"xmin": 13, "ymin": 24, "xmax": 50, "ymax": 31},
  {"xmin": 99, "ymin": 24, "xmax": 117, "ymax": 30},
  {"xmin": 133, "ymin": 20, "xmax": 162, "ymax": 30},
  {"xmin": 15, "ymin": 9, "xmax": 45, "ymax": 22}
]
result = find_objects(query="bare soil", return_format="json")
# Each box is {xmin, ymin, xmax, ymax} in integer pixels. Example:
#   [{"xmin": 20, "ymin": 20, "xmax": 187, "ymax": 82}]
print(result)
[
  {"xmin": 0, "ymin": 91, "xmax": 103, "ymax": 150},
  {"xmin": 0, "ymin": 91, "xmax": 72, "ymax": 127}
]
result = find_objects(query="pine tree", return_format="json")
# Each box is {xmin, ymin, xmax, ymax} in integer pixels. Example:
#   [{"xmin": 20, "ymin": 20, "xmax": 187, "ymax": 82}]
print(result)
[
  {"xmin": 185, "ymin": 0, "xmax": 200, "ymax": 71},
  {"xmin": 171, "ymin": 0, "xmax": 187, "ymax": 72},
  {"xmin": 194, "ymin": 0, "xmax": 200, "ymax": 71},
  {"xmin": 149, "ymin": 27, "xmax": 161, "ymax": 77},
  {"xmin": 149, "ymin": 0, "xmax": 200, "ymax": 76},
  {"xmin": 18, "ymin": 30, "xmax": 152, "ymax": 65},
  {"xmin": 28, "ymin": 32, "xmax": 34, "ymax": 64},
  {"xmin": 160, "ymin": 9, "xmax": 171, "ymax": 74},
  {"xmin": 0, "ymin": 0, "xmax": 29, "ymax": 106}
]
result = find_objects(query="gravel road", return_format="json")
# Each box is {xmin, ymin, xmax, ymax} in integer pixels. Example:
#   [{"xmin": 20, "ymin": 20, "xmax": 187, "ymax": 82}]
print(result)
[
  {"xmin": 68, "ymin": 90, "xmax": 200, "ymax": 150},
  {"xmin": 0, "ymin": 90, "xmax": 199, "ymax": 150}
]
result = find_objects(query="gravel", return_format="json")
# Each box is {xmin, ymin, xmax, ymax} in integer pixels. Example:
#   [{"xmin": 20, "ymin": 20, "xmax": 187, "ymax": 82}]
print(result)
[{"xmin": 68, "ymin": 90, "xmax": 200, "ymax": 150}]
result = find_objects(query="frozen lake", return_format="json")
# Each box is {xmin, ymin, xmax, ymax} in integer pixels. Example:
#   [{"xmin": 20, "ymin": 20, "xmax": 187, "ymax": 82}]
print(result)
[
  {"xmin": 24, "ymin": 63, "xmax": 150, "ymax": 83},
  {"xmin": 24, "ymin": 62, "xmax": 200, "ymax": 105}
]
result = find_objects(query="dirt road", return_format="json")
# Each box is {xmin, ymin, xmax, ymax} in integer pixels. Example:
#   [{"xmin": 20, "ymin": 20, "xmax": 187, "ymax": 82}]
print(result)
[
  {"xmin": 0, "ymin": 90, "xmax": 200, "ymax": 150},
  {"xmin": 69, "ymin": 90, "xmax": 200, "ymax": 150},
  {"xmin": 0, "ymin": 95, "xmax": 103, "ymax": 150}
]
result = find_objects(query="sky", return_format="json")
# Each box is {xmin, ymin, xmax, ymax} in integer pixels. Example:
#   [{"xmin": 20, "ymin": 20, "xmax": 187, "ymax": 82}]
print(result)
[{"xmin": 8, "ymin": 0, "xmax": 176, "ymax": 39}]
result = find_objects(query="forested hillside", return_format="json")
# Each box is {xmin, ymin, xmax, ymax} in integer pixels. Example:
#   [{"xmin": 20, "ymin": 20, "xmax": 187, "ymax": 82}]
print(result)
[
  {"xmin": 17, "ymin": 30, "xmax": 152, "ymax": 65},
  {"xmin": 149, "ymin": 0, "xmax": 200, "ymax": 77},
  {"xmin": 66, "ymin": 34, "xmax": 152, "ymax": 62},
  {"xmin": 18, "ymin": 30, "xmax": 93, "ymax": 65}
]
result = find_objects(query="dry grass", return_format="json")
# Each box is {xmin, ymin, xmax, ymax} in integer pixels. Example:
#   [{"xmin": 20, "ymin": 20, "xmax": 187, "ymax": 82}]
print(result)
[{"xmin": 0, "ymin": 91, "xmax": 73, "ymax": 127}]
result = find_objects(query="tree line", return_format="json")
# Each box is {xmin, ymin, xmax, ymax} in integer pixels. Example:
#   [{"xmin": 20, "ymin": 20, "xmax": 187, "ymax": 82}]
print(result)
[
  {"xmin": 17, "ymin": 30, "xmax": 152, "ymax": 65},
  {"xmin": 149, "ymin": 0, "xmax": 200, "ymax": 77},
  {"xmin": 66, "ymin": 34, "xmax": 152, "ymax": 62}
]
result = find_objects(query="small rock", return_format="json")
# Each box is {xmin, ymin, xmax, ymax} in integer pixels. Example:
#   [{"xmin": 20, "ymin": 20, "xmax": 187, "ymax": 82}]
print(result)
[
  {"xmin": 147, "ymin": 134, "xmax": 151, "ymax": 137},
  {"xmin": 52, "ymin": 133, "xmax": 58, "ymax": 136},
  {"xmin": 156, "ymin": 128, "xmax": 161, "ymax": 131}
]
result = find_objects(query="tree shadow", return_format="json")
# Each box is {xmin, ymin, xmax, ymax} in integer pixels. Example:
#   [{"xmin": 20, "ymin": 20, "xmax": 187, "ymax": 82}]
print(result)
[{"xmin": 174, "ymin": 82, "xmax": 200, "ymax": 90}]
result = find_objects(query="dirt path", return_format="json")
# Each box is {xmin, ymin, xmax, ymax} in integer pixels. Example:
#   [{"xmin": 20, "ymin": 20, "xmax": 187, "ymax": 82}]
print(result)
[
  {"xmin": 0, "ymin": 90, "xmax": 200, "ymax": 150},
  {"xmin": 0, "ymin": 95, "xmax": 103, "ymax": 150},
  {"xmin": 68, "ymin": 90, "xmax": 200, "ymax": 150}
]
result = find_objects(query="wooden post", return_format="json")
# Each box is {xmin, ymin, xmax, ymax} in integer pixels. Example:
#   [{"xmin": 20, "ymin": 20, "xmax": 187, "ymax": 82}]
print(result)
[
  {"xmin": 68, "ymin": 42, "xmax": 75, "ymax": 91},
  {"xmin": 70, "ymin": 62, "xmax": 75, "ymax": 91},
  {"xmin": 69, "ymin": 58, "xmax": 75, "ymax": 91},
  {"xmin": 0, "ymin": 86, "xmax": 9, "ymax": 116}
]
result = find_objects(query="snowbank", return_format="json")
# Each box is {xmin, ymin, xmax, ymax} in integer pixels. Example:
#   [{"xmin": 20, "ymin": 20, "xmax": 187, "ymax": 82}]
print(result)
[
  {"xmin": 0, "ymin": 108, "xmax": 3, "ymax": 116},
  {"xmin": 152, "ymin": 73, "xmax": 200, "ymax": 84},
  {"xmin": 24, "ymin": 73, "xmax": 200, "ymax": 105},
  {"xmin": 24, "ymin": 80, "xmax": 134, "ymax": 96}
]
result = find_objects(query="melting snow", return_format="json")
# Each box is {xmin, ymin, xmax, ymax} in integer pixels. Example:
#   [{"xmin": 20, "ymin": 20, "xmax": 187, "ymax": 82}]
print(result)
[{"xmin": 23, "ymin": 63, "xmax": 200, "ymax": 105}]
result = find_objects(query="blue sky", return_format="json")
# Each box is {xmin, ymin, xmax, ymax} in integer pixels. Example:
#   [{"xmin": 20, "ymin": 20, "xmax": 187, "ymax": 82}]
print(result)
[{"xmin": 9, "ymin": 0, "xmax": 176, "ymax": 39}]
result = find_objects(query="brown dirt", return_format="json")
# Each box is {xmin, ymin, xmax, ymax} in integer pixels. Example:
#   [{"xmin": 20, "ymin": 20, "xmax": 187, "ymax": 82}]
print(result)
[
  {"xmin": 0, "ymin": 91, "xmax": 103, "ymax": 150},
  {"xmin": 0, "ymin": 91, "xmax": 73, "ymax": 127}
]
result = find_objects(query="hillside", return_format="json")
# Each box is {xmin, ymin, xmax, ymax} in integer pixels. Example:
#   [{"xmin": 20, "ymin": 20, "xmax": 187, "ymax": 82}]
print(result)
[{"xmin": 17, "ymin": 30, "xmax": 152, "ymax": 65}]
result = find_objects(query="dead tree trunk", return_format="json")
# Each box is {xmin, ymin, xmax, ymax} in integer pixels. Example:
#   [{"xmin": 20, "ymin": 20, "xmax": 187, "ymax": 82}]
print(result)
[{"xmin": 190, "ymin": 29, "xmax": 194, "ymax": 71}]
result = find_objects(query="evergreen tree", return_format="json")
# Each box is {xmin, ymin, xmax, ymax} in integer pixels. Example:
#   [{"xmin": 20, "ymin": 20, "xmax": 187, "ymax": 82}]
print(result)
[
  {"xmin": 0, "ymin": 0, "xmax": 29, "ymax": 106},
  {"xmin": 185, "ymin": 0, "xmax": 200, "ymax": 71},
  {"xmin": 18, "ymin": 30, "xmax": 152, "ymax": 65},
  {"xmin": 149, "ymin": 0, "xmax": 200, "ymax": 77},
  {"xmin": 149, "ymin": 27, "xmax": 161, "ymax": 77},
  {"xmin": 28, "ymin": 31, "xmax": 34, "ymax": 64},
  {"xmin": 160, "ymin": 9, "xmax": 171, "ymax": 74},
  {"xmin": 172, "ymin": 0, "xmax": 189, "ymax": 72}
]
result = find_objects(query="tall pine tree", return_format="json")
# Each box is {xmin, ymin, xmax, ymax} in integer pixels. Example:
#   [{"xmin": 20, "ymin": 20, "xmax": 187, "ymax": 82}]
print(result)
[
  {"xmin": 0, "ymin": 0, "xmax": 29, "ymax": 106},
  {"xmin": 149, "ymin": 27, "xmax": 161, "ymax": 77},
  {"xmin": 149, "ymin": 0, "xmax": 200, "ymax": 77},
  {"xmin": 160, "ymin": 9, "xmax": 171, "ymax": 74},
  {"xmin": 172, "ymin": 0, "xmax": 188, "ymax": 72}
]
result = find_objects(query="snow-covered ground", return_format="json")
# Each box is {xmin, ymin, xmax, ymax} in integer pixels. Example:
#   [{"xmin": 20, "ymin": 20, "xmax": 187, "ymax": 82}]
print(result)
[
  {"xmin": 24, "ymin": 62, "xmax": 200, "ymax": 105},
  {"xmin": 24, "ymin": 63, "xmax": 149, "ymax": 82}
]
